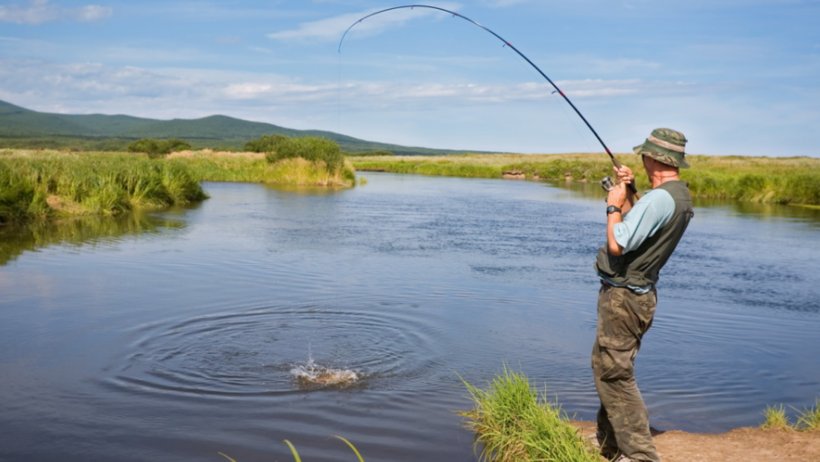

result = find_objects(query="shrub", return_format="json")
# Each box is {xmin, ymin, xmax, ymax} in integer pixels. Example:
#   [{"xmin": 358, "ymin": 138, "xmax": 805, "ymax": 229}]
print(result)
[
  {"xmin": 244, "ymin": 134, "xmax": 288, "ymax": 153},
  {"xmin": 266, "ymin": 137, "xmax": 344, "ymax": 174},
  {"xmin": 128, "ymin": 138, "xmax": 192, "ymax": 157}
]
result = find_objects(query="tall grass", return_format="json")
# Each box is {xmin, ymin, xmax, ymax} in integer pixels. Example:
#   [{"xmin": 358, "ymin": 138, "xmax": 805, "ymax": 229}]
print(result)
[
  {"xmin": 461, "ymin": 367, "xmax": 599, "ymax": 462},
  {"xmin": 760, "ymin": 400, "xmax": 820, "ymax": 431},
  {"xmin": 348, "ymin": 154, "xmax": 820, "ymax": 206},
  {"xmin": 0, "ymin": 151, "xmax": 206, "ymax": 223},
  {"xmin": 170, "ymin": 151, "xmax": 356, "ymax": 187}
]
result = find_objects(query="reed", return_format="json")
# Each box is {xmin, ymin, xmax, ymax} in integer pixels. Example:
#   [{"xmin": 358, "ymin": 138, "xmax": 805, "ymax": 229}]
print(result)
[
  {"xmin": 0, "ymin": 150, "xmax": 206, "ymax": 222},
  {"xmin": 348, "ymin": 153, "xmax": 820, "ymax": 206},
  {"xmin": 460, "ymin": 367, "xmax": 599, "ymax": 462},
  {"xmin": 170, "ymin": 151, "xmax": 356, "ymax": 187},
  {"xmin": 218, "ymin": 436, "xmax": 365, "ymax": 462},
  {"xmin": 795, "ymin": 399, "xmax": 820, "ymax": 431}
]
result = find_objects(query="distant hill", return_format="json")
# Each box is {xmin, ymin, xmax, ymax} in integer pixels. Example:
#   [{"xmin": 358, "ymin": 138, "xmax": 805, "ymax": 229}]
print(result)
[{"xmin": 0, "ymin": 100, "xmax": 478, "ymax": 155}]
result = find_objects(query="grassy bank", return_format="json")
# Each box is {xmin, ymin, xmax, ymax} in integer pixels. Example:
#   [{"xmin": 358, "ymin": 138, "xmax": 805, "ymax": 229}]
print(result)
[
  {"xmin": 349, "ymin": 154, "xmax": 820, "ymax": 207},
  {"xmin": 0, "ymin": 149, "xmax": 357, "ymax": 223},
  {"xmin": 461, "ymin": 368, "xmax": 599, "ymax": 462},
  {"xmin": 0, "ymin": 150, "xmax": 206, "ymax": 223},
  {"xmin": 170, "ymin": 150, "xmax": 356, "ymax": 187}
]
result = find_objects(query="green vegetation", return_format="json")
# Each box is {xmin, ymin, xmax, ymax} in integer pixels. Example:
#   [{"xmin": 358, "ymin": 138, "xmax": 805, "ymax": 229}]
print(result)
[
  {"xmin": 762, "ymin": 405, "xmax": 790, "ymax": 430},
  {"xmin": 761, "ymin": 400, "xmax": 820, "ymax": 431},
  {"xmin": 461, "ymin": 367, "xmax": 598, "ymax": 462},
  {"xmin": 0, "ymin": 151, "xmax": 206, "ymax": 223},
  {"xmin": 128, "ymin": 138, "xmax": 192, "ymax": 157},
  {"xmin": 796, "ymin": 399, "xmax": 820, "ymax": 431},
  {"xmin": 349, "ymin": 154, "xmax": 820, "ymax": 206},
  {"xmin": 218, "ymin": 435, "xmax": 365, "ymax": 462},
  {"xmin": 173, "ymin": 150, "xmax": 355, "ymax": 188},
  {"xmin": 268, "ymin": 137, "xmax": 346, "ymax": 175},
  {"xmin": 244, "ymin": 134, "xmax": 287, "ymax": 153}
]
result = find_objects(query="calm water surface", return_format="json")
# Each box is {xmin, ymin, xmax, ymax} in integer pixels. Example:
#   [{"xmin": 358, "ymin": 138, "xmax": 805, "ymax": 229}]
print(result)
[{"xmin": 1, "ymin": 173, "xmax": 819, "ymax": 461}]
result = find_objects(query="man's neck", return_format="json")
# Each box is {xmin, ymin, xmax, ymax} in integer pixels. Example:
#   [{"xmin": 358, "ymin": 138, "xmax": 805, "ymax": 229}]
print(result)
[{"xmin": 650, "ymin": 172, "xmax": 680, "ymax": 188}]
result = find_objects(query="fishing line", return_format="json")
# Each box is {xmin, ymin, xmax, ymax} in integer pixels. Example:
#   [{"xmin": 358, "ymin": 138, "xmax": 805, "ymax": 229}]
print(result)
[{"xmin": 338, "ymin": 4, "xmax": 637, "ymax": 194}]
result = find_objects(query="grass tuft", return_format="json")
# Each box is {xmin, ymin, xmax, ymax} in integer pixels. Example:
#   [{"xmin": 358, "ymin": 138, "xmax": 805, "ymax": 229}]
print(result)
[
  {"xmin": 460, "ymin": 367, "xmax": 599, "ymax": 462},
  {"xmin": 795, "ymin": 399, "xmax": 820, "ymax": 431},
  {"xmin": 761, "ymin": 404, "xmax": 791, "ymax": 430}
]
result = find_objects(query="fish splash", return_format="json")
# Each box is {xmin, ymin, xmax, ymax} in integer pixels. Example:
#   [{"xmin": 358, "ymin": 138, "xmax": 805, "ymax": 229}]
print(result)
[{"xmin": 290, "ymin": 358, "xmax": 360, "ymax": 390}]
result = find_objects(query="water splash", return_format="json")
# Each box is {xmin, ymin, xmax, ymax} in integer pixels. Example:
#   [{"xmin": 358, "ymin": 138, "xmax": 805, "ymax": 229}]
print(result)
[{"xmin": 290, "ymin": 357, "xmax": 360, "ymax": 390}]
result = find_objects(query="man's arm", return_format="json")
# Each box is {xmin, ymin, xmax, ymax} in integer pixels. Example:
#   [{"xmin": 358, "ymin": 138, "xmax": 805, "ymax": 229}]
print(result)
[{"xmin": 606, "ymin": 181, "xmax": 628, "ymax": 256}]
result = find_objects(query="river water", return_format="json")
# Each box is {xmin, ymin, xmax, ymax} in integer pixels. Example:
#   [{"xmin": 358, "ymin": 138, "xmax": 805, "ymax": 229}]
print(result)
[{"xmin": 1, "ymin": 173, "xmax": 818, "ymax": 461}]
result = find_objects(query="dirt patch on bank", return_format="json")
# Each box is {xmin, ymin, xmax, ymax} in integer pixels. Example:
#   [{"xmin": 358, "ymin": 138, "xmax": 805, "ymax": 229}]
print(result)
[{"xmin": 572, "ymin": 421, "xmax": 820, "ymax": 461}]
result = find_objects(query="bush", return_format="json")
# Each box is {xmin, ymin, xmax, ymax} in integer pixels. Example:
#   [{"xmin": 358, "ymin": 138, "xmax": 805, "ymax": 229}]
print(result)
[
  {"xmin": 244, "ymin": 134, "xmax": 288, "ymax": 153},
  {"xmin": 128, "ymin": 138, "xmax": 192, "ymax": 157},
  {"xmin": 266, "ymin": 137, "xmax": 344, "ymax": 174}
]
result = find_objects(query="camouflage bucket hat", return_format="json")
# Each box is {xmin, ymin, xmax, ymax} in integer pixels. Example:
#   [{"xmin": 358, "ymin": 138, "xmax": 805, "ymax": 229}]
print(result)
[{"xmin": 633, "ymin": 128, "xmax": 689, "ymax": 168}]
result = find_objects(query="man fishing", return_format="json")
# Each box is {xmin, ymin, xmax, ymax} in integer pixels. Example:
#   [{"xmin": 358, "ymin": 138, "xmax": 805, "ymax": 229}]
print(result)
[{"xmin": 592, "ymin": 128, "xmax": 694, "ymax": 462}]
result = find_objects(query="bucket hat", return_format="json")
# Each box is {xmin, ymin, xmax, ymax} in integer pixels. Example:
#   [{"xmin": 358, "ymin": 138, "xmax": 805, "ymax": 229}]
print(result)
[{"xmin": 633, "ymin": 128, "xmax": 689, "ymax": 168}]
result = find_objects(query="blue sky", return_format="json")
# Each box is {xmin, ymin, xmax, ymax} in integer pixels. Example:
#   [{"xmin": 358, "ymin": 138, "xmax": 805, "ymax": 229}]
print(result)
[{"xmin": 1, "ymin": 0, "xmax": 818, "ymax": 156}]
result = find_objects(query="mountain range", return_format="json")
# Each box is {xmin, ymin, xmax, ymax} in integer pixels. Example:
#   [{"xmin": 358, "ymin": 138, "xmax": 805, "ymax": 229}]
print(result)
[{"xmin": 0, "ymin": 99, "xmax": 474, "ymax": 155}]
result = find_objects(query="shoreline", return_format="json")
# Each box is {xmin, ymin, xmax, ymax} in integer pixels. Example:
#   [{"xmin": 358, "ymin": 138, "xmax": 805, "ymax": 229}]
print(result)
[{"xmin": 570, "ymin": 420, "xmax": 820, "ymax": 462}]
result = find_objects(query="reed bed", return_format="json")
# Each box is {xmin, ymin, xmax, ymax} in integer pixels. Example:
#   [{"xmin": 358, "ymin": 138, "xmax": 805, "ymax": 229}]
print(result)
[
  {"xmin": 169, "ymin": 150, "xmax": 356, "ymax": 187},
  {"xmin": 0, "ymin": 150, "xmax": 206, "ymax": 223},
  {"xmin": 349, "ymin": 154, "xmax": 820, "ymax": 207},
  {"xmin": 461, "ymin": 367, "xmax": 599, "ymax": 462}
]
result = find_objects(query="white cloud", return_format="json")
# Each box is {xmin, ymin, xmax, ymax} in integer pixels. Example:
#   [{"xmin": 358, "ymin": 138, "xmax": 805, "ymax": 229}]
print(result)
[
  {"xmin": 0, "ymin": 0, "xmax": 111, "ymax": 25},
  {"xmin": 269, "ymin": 3, "xmax": 462, "ymax": 43}
]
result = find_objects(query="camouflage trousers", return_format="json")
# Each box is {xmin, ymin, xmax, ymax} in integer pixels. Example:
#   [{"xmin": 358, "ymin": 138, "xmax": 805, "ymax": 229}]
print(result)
[{"xmin": 591, "ymin": 283, "xmax": 660, "ymax": 462}]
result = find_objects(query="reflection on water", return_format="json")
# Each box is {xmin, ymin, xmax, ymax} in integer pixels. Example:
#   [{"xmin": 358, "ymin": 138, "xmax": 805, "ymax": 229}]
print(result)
[{"xmin": 0, "ymin": 211, "xmax": 188, "ymax": 265}]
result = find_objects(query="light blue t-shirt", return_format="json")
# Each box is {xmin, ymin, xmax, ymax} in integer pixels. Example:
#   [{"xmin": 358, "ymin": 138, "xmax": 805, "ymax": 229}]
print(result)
[
  {"xmin": 613, "ymin": 188, "xmax": 676, "ymax": 253},
  {"xmin": 600, "ymin": 188, "xmax": 677, "ymax": 294}
]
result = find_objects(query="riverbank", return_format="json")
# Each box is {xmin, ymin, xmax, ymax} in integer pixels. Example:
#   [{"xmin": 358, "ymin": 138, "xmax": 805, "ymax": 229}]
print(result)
[
  {"xmin": 349, "ymin": 153, "xmax": 820, "ymax": 207},
  {"xmin": 571, "ymin": 421, "xmax": 820, "ymax": 462},
  {"xmin": 462, "ymin": 369, "xmax": 819, "ymax": 462},
  {"xmin": 0, "ymin": 149, "xmax": 356, "ymax": 223}
]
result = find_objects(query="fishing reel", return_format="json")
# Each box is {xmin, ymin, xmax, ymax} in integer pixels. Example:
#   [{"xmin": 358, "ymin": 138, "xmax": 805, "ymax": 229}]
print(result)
[{"xmin": 600, "ymin": 176, "xmax": 615, "ymax": 192}]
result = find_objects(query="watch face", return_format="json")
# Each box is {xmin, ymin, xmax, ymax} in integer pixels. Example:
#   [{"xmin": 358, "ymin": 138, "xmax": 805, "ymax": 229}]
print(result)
[{"xmin": 607, "ymin": 206, "xmax": 621, "ymax": 214}]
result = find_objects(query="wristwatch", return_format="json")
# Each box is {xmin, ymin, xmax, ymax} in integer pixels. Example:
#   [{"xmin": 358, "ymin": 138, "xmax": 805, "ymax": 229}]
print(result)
[{"xmin": 606, "ymin": 205, "xmax": 622, "ymax": 215}]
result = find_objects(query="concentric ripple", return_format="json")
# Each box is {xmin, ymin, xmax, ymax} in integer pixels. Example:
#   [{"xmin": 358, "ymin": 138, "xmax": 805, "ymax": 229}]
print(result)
[{"xmin": 103, "ymin": 304, "xmax": 442, "ymax": 398}]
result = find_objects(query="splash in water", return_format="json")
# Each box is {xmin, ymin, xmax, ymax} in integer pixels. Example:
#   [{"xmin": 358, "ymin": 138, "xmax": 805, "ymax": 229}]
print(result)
[
  {"xmin": 290, "ymin": 358, "xmax": 360, "ymax": 389},
  {"xmin": 290, "ymin": 345, "xmax": 360, "ymax": 389}
]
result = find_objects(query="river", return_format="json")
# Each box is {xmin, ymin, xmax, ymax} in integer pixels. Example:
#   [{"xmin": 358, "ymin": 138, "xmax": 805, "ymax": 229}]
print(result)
[{"xmin": 1, "ymin": 173, "xmax": 818, "ymax": 461}]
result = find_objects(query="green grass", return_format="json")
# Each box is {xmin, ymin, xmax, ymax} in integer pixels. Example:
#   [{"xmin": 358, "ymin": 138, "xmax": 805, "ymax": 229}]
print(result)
[
  {"xmin": 349, "ymin": 153, "xmax": 820, "ymax": 206},
  {"xmin": 170, "ymin": 151, "xmax": 356, "ymax": 187},
  {"xmin": 795, "ymin": 399, "xmax": 820, "ymax": 431},
  {"xmin": 761, "ymin": 405, "xmax": 791, "ymax": 430},
  {"xmin": 218, "ymin": 436, "xmax": 365, "ymax": 462},
  {"xmin": 461, "ymin": 367, "xmax": 599, "ymax": 462},
  {"xmin": 0, "ymin": 150, "xmax": 206, "ymax": 223},
  {"xmin": 760, "ymin": 400, "xmax": 820, "ymax": 431},
  {"xmin": 0, "ymin": 149, "xmax": 357, "ymax": 223}
]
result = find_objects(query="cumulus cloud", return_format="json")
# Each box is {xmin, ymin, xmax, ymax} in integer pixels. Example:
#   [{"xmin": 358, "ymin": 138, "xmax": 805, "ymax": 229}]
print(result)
[
  {"xmin": 268, "ymin": 2, "xmax": 462, "ymax": 42},
  {"xmin": 0, "ymin": 0, "xmax": 112, "ymax": 25}
]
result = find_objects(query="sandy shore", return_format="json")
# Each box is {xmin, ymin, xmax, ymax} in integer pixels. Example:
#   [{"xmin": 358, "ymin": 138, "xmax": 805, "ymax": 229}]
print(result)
[{"xmin": 572, "ymin": 421, "xmax": 819, "ymax": 462}]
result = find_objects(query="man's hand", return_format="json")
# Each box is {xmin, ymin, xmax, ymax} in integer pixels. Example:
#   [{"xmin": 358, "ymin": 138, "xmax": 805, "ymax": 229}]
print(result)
[
  {"xmin": 607, "ymin": 181, "xmax": 627, "ymax": 208},
  {"xmin": 613, "ymin": 165, "xmax": 634, "ymax": 185},
  {"xmin": 608, "ymin": 165, "xmax": 636, "ymax": 211}
]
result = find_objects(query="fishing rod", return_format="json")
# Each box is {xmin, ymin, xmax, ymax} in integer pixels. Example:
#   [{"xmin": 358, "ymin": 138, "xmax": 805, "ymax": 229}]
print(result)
[{"xmin": 338, "ymin": 4, "xmax": 638, "ymax": 196}]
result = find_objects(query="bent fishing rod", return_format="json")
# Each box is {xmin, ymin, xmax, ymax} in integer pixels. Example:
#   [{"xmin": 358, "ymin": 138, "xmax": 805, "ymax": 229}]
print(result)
[{"xmin": 339, "ymin": 4, "xmax": 638, "ymax": 196}]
